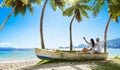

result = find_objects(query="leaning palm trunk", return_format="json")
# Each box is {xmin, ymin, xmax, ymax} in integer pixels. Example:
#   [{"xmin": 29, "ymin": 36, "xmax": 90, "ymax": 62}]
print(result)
[
  {"xmin": 70, "ymin": 16, "xmax": 75, "ymax": 51},
  {"xmin": 104, "ymin": 15, "xmax": 112, "ymax": 53},
  {"xmin": 0, "ymin": 6, "xmax": 16, "ymax": 31},
  {"xmin": 40, "ymin": 0, "xmax": 48, "ymax": 49}
]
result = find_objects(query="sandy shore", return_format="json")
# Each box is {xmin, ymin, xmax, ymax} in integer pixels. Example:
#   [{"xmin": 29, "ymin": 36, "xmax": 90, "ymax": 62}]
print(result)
[
  {"xmin": 23, "ymin": 61, "xmax": 96, "ymax": 70},
  {"xmin": 0, "ymin": 58, "xmax": 119, "ymax": 70},
  {"xmin": 0, "ymin": 59, "xmax": 96, "ymax": 70},
  {"xmin": 0, "ymin": 59, "xmax": 39, "ymax": 70}
]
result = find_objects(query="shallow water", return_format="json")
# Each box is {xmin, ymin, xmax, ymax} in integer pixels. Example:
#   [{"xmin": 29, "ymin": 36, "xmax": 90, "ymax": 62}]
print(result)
[
  {"xmin": 0, "ymin": 48, "xmax": 120, "ymax": 61},
  {"xmin": 0, "ymin": 50, "xmax": 37, "ymax": 61}
]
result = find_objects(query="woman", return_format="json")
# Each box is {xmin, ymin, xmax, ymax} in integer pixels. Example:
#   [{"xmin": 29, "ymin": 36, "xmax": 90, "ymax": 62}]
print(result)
[{"xmin": 82, "ymin": 37, "xmax": 95, "ymax": 53}]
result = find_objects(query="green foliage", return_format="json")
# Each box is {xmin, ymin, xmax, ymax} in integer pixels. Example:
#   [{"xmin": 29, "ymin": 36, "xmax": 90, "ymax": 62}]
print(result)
[
  {"xmin": 80, "ymin": 8, "xmax": 89, "ymax": 18},
  {"xmin": 78, "ymin": 0, "xmax": 91, "ymax": 3},
  {"xmin": 108, "ymin": 0, "xmax": 120, "ymax": 23},
  {"xmin": 4, "ymin": 0, "xmax": 41, "ymax": 16},
  {"xmin": 63, "ymin": 6, "xmax": 74, "ymax": 16},
  {"xmin": 114, "ymin": 55, "xmax": 120, "ymax": 59},
  {"xmin": 92, "ymin": 0, "xmax": 120, "ymax": 22},
  {"xmin": 63, "ymin": 0, "xmax": 92, "ymax": 22},
  {"xmin": 51, "ymin": 0, "xmax": 57, "ymax": 11},
  {"xmin": 92, "ymin": 0, "xmax": 105, "ymax": 17},
  {"xmin": 36, "ymin": 60, "xmax": 51, "ymax": 65},
  {"xmin": 5, "ymin": 0, "xmax": 14, "ymax": 7},
  {"xmin": 29, "ymin": 0, "xmax": 42, "ymax": 5},
  {"xmin": 91, "ymin": 61, "xmax": 120, "ymax": 70},
  {"xmin": 51, "ymin": 0, "xmax": 65, "ymax": 11}
]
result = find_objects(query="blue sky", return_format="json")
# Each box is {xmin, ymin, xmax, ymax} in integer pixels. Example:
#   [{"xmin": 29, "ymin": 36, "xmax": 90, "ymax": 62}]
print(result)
[{"xmin": 0, "ymin": 1, "xmax": 120, "ymax": 49}]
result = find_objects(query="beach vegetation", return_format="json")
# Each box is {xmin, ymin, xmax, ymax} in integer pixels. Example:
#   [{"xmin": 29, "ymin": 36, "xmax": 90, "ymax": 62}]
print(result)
[
  {"xmin": 91, "ymin": 59, "xmax": 120, "ymax": 70},
  {"xmin": 114, "ymin": 55, "xmax": 120, "ymax": 59}
]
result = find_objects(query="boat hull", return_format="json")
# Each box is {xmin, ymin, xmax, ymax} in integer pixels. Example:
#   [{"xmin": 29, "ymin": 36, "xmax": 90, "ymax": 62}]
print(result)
[{"xmin": 34, "ymin": 48, "xmax": 108, "ymax": 60}]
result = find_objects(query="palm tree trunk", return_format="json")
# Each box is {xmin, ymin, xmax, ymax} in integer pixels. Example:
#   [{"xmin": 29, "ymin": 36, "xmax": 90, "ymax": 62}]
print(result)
[
  {"xmin": 70, "ymin": 16, "xmax": 75, "ymax": 51},
  {"xmin": 104, "ymin": 15, "xmax": 112, "ymax": 53},
  {"xmin": 0, "ymin": 6, "xmax": 16, "ymax": 31},
  {"xmin": 40, "ymin": 0, "xmax": 48, "ymax": 49}
]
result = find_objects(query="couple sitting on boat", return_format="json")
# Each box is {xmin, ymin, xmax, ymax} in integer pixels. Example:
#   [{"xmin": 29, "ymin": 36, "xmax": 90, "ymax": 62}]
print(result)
[{"xmin": 82, "ymin": 37, "xmax": 104, "ymax": 54}]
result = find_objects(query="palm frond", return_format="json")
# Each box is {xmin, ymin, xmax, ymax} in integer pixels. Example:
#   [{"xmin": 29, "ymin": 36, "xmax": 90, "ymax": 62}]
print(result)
[
  {"xmin": 63, "ymin": 6, "xmax": 74, "ymax": 16},
  {"xmin": 51, "ymin": 0, "xmax": 57, "ymax": 11},
  {"xmin": 51, "ymin": 0, "xmax": 65, "ymax": 11},
  {"xmin": 14, "ymin": 9, "xmax": 19, "ymax": 17},
  {"xmin": 92, "ymin": 0, "xmax": 105, "ymax": 17},
  {"xmin": 29, "ymin": 0, "xmax": 42, "ymax": 5},
  {"xmin": 27, "ymin": 4, "xmax": 34, "ymax": 14},
  {"xmin": 80, "ymin": 5, "xmax": 92, "ymax": 11},
  {"xmin": 20, "ymin": 6, "xmax": 26, "ymax": 16},
  {"xmin": 108, "ymin": 2, "xmax": 120, "ymax": 23},
  {"xmin": 78, "ymin": 0, "xmax": 91, "ymax": 3},
  {"xmin": 80, "ymin": 8, "xmax": 89, "ymax": 18},
  {"xmin": 75, "ymin": 9, "xmax": 82, "ymax": 22},
  {"xmin": 5, "ymin": 0, "xmax": 14, "ymax": 7}
]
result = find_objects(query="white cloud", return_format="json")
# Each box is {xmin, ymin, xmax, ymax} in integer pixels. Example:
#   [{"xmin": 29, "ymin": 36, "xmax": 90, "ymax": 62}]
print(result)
[{"xmin": 0, "ymin": 42, "xmax": 14, "ymax": 47}]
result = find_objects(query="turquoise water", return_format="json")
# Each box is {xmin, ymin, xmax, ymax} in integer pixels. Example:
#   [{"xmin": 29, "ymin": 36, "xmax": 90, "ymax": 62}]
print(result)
[
  {"xmin": 0, "ymin": 48, "xmax": 120, "ymax": 61},
  {"xmin": 0, "ymin": 50, "xmax": 37, "ymax": 61},
  {"xmin": 107, "ymin": 48, "xmax": 120, "ymax": 57}
]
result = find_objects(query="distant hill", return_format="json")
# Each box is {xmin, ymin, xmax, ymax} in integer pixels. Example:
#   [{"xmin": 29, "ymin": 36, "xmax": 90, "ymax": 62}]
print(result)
[
  {"xmin": 107, "ymin": 38, "xmax": 120, "ymax": 49},
  {"xmin": 59, "ymin": 38, "xmax": 120, "ymax": 49},
  {"xmin": 0, "ymin": 47, "xmax": 33, "ymax": 51}
]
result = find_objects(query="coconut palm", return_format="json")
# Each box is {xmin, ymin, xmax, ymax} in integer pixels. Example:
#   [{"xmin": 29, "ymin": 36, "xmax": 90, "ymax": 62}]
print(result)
[
  {"xmin": 63, "ymin": 0, "xmax": 92, "ymax": 51},
  {"xmin": 40, "ymin": 0, "xmax": 65, "ymax": 49},
  {"xmin": 104, "ymin": 0, "xmax": 120, "ymax": 53},
  {"xmin": 0, "ymin": 0, "xmax": 41, "ymax": 30},
  {"xmin": 92, "ymin": 0, "xmax": 120, "ymax": 53}
]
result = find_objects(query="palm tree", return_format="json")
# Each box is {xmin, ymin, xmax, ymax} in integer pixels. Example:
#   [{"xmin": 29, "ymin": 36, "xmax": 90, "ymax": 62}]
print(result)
[
  {"xmin": 92, "ymin": 0, "xmax": 120, "ymax": 53},
  {"xmin": 40, "ymin": 0, "xmax": 48, "ymax": 49},
  {"xmin": 104, "ymin": 0, "xmax": 120, "ymax": 53},
  {"xmin": 0, "ymin": 0, "xmax": 41, "ymax": 30},
  {"xmin": 40, "ymin": 0, "xmax": 65, "ymax": 49},
  {"xmin": 63, "ymin": 0, "xmax": 92, "ymax": 51}
]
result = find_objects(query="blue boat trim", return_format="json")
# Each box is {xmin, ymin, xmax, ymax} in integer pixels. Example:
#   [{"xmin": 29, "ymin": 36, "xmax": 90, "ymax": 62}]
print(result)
[{"xmin": 37, "ymin": 55, "xmax": 61, "ymax": 60}]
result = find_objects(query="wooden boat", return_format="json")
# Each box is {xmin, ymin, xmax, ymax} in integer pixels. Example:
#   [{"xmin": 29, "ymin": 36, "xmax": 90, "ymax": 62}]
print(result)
[{"xmin": 34, "ymin": 48, "xmax": 108, "ymax": 60}]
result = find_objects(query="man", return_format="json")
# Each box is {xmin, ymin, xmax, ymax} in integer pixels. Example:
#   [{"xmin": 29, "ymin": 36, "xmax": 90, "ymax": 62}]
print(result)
[{"xmin": 95, "ymin": 38, "xmax": 104, "ymax": 53}]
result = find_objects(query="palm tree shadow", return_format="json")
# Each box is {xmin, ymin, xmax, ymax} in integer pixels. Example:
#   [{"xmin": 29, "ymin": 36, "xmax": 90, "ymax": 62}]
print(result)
[{"xmin": 22, "ymin": 60, "xmax": 93, "ymax": 70}]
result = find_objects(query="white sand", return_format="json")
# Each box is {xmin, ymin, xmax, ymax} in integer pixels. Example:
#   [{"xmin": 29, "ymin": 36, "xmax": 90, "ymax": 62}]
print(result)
[
  {"xmin": 23, "ymin": 62, "xmax": 96, "ymax": 70},
  {"xmin": 0, "ymin": 59, "xmax": 39, "ymax": 70},
  {"xmin": 0, "ymin": 59, "xmax": 95, "ymax": 70},
  {"xmin": 0, "ymin": 59, "xmax": 98, "ymax": 70}
]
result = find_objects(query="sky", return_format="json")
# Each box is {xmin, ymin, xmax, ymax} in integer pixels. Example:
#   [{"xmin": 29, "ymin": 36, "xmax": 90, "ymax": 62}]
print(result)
[{"xmin": 0, "ymin": 1, "xmax": 120, "ymax": 49}]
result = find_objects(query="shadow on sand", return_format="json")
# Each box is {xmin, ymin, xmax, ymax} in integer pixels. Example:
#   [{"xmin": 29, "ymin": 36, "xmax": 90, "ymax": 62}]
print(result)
[
  {"xmin": 22, "ymin": 59, "xmax": 120, "ymax": 70},
  {"xmin": 22, "ymin": 60, "xmax": 94, "ymax": 70}
]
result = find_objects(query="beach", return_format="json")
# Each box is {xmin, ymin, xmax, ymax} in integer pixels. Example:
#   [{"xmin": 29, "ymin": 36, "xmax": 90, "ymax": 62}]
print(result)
[
  {"xmin": 0, "ymin": 59, "xmax": 39, "ymax": 70},
  {"xmin": 0, "ymin": 58, "xmax": 120, "ymax": 70},
  {"xmin": 0, "ymin": 59, "xmax": 94, "ymax": 70},
  {"xmin": 0, "ymin": 48, "xmax": 120, "ymax": 70}
]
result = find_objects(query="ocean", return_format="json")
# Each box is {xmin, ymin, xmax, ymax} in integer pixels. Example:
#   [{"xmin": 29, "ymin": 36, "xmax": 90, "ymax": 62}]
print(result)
[
  {"xmin": 0, "ymin": 48, "xmax": 120, "ymax": 61},
  {"xmin": 0, "ymin": 49, "xmax": 37, "ymax": 61}
]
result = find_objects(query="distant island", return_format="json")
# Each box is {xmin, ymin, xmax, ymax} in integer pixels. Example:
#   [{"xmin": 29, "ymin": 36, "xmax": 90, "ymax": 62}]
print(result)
[{"xmin": 59, "ymin": 38, "xmax": 120, "ymax": 49}]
